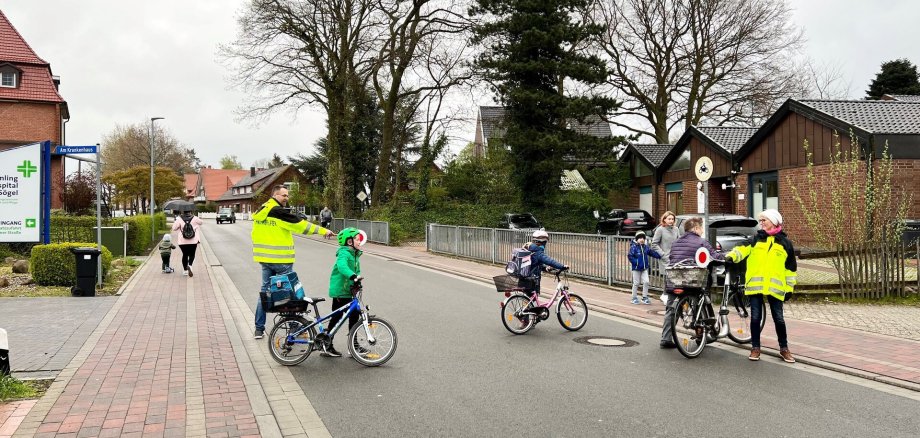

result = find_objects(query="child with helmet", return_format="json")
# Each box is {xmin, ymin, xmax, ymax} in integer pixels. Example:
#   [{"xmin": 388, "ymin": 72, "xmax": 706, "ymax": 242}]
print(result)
[
  {"xmin": 323, "ymin": 227, "xmax": 366, "ymax": 357},
  {"xmin": 523, "ymin": 230, "xmax": 569, "ymax": 294}
]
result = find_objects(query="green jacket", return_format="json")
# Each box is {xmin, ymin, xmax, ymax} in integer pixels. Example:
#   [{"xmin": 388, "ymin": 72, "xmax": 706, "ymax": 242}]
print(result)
[{"xmin": 329, "ymin": 246, "xmax": 361, "ymax": 298}]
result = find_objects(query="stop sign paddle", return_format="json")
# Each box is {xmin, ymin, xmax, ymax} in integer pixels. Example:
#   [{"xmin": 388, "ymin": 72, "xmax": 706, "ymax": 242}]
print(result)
[{"xmin": 695, "ymin": 247, "xmax": 711, "ymax": 268}]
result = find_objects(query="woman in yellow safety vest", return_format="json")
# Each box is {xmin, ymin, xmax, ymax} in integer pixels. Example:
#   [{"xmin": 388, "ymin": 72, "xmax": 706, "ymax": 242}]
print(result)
[{"xmin": 726, "ymin": 209, "xmax": 797, "ymax": 364}]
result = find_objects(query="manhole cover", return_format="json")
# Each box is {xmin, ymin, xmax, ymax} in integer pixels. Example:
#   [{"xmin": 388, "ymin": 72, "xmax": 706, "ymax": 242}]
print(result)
[{"xmin": 573, "ymin": 336, "xmax": 639, "ymax": 347}]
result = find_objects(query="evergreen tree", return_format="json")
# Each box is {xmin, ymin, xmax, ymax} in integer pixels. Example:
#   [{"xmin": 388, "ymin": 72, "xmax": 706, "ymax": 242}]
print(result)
[
  {"xmin": 866, "ymin": 58, "xmax": 920, "ymax": 99},
  {"xmin": 471, "ymin": 0, "xmax": 624, "ymax": 208}
]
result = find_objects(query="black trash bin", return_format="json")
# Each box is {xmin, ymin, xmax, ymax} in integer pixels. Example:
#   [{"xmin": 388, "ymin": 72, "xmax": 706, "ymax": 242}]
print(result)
[{"xmin": 70, "ymin": 247, "xmax": 101, "ymax": 297}]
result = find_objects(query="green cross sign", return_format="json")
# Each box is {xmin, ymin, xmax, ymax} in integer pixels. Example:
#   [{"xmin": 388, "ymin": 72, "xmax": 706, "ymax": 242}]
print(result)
[{"xmin": 17, "ymin": 160, "xmax": 37, "ymax": 178}]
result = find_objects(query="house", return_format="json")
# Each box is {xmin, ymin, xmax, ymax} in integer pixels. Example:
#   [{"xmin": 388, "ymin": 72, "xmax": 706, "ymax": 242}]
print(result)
[
  {"xmin": 215, "ymin": 165, "xmax": 309, "ymax": 214},
  {"xmin": 0, "ymin": 10, "xmax": 69, "ymax": 208},
  {"xmin": 183, "ymin": 174, "xmax": 197, "ymax": 201},
  {"xmin": 472, "ymin": 105, "xmax": 614, "ymax": 158},
  {"xmin": 191, "ymin": 167, "xmax": 249, "ymax": 203},
  {"xmin": 620, "ymin": 126, "xmax": 758, "ymax": 218},
  {"xmin": 881, "ymin": 94, "xmax": 920, "ymax": 102}
]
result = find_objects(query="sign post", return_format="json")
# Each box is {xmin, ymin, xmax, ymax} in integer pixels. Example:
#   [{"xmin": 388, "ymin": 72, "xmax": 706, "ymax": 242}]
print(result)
[
  {"xmin": 54, "ymin": 145, "xmax": 103, "ymax": 285},
  {"xmin": 694, "ymin": 156, "xmax": 713, "ymax": 244}
]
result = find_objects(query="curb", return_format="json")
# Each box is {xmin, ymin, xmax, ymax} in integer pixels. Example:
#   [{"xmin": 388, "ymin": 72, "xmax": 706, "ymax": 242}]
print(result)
[{"xmin": 114, "ymin": 251, "xmax": 154, "ymax": 296}]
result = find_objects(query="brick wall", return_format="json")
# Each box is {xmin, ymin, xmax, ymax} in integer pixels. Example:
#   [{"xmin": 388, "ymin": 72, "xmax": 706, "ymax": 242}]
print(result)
[{"xmin": 0, "ymin": 101, "xmax": 65, "ymax": 209}]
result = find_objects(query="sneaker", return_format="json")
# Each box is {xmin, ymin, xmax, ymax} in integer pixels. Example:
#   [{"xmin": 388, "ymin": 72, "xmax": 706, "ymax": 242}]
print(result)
[
  {"xmin": 659, "ymin": 341, "xmax": 677, "ymax": 349},
  {"xmin": 182, "ymin": 270, "xmax": 188, "ymax": 276},
  {"xmin": 321, "ymin": 344, "xmax": 342, "ymax": 358},
  {"xmin": 749, "ymin": 348, "xmax": 761, "ymax": 361},
  {"xmin": 254, "ymin": 329, "xmax": 264, "ymax": 339},
  {"xmin": 162, "ymin": 269, "xmax": 168, "ymax": 273},
  {"xmin": 188, "ymin": 266, "xmax": 194, "ymax": 277},
  {"xmin": 631, "ymin": 297, "xmax": 640, "ymax": 305},
  {"xmin": 780, "ymin": 349, "xmax": 796, "ymax": 363},
  {"xmin": 642, "ymin": 297, "xmax": 651, "ymax": 305}
]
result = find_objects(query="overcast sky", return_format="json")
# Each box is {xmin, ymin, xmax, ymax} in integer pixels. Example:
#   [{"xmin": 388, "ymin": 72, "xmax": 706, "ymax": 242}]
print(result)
[{"xmin": 2, "ymin": 0, "xmax": 918, "ymax": 170}]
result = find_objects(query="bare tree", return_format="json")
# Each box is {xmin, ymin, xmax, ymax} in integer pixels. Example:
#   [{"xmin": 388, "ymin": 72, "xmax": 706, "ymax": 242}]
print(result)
[
  {"xmin": 592, "ymin": 0, "xmax": 804, "ymax": 143},
  {"xmin": 100, "ymin": 122, "xmax": 196, "ymax": 176},
  {"xmin": 222, "ymin": 0, "xmax": 384, "ymax": 214},
  {"xmin": 368, "ymin": 0, "xmax": 472, "ymax": 205}
]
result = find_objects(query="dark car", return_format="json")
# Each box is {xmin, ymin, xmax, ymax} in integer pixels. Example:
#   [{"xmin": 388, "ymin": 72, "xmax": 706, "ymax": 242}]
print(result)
[
  {"xmin": 217, "ymin": 207, "xmax": 236, "ymax": 224},
  {"xmin": 594, "ymin": 209, "xmax": 657, "ymax": 236},
  {"xmin": 674, "ymin": 214, "xmax": 758, "ymax": 253},
  {"xmin": 501, "ymin": 213, "xmax": 543, "ymax": 231}
]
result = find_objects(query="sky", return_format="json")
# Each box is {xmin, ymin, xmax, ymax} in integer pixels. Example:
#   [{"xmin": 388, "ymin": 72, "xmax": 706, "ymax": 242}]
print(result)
[{"xmin": 2, "ymin": 0, "xmax": 919, "ymax": 170}]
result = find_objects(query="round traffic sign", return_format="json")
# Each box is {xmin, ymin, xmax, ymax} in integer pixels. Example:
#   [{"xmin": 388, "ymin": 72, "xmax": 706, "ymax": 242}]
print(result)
[
  {"xmin": 695, "ymin": 156, "xmax": 713, "ymax": 182},
  {"xmin": 695, "ymin": 247, "xmax": 711, "ymax": 267}
]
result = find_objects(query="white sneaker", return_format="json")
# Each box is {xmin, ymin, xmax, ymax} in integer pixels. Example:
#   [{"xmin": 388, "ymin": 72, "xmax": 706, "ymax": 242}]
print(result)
[{"xmin": 183, "ymin": 270, "xmax": 188, "ymax": 276}]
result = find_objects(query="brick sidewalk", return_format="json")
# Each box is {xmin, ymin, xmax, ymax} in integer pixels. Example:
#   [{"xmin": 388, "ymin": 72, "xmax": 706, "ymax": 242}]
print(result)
[
  {"xmin": 4, "ymin": 233, "xmax": 332, "ymax": 438},
  {"xmin": 332, "ymin": 238, "xmax": 920, "ymax": 392}
]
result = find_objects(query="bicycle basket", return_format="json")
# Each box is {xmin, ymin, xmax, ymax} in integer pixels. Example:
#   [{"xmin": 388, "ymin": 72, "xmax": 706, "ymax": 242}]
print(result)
[
  {"xmin": 665, "ymin": 265, "xmax": 709, "ymax": 289},
  {"xmin": 493, "ymin": 274, "xmax": 524, "ymax": 292}
]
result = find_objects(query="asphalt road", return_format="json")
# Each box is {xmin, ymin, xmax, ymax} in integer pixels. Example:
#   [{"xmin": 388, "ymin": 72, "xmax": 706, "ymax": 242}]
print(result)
[{"xmin": 204, "ymin": 220, "xmax": 920, "ymax": 437}]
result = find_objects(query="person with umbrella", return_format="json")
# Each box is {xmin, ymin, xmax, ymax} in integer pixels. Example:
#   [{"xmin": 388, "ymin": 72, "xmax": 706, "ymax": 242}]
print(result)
[{"xmin": 171, "ymin": 203, "xmax": 203, "ymax": 277}]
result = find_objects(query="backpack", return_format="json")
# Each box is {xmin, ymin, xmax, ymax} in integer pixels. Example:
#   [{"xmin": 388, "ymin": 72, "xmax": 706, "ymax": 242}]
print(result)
[
  {"xmin": 181, "ymin": 217, "xmax": 196, "ymax": 240},
  {"xmin": 505, "ymin": 247, "xmax": 534, "ymax": 278}
]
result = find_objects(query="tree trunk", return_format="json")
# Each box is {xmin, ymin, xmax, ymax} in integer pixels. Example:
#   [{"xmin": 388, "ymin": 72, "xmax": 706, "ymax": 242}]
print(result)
[{"xmin": 372, "ymin": 101, "xmax": 397, "ymax": 206}]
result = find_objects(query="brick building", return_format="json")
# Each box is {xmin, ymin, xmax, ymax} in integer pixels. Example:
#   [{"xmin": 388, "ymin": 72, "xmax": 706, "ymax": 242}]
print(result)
[
  {"xmin": 472, "ymin": 105, "xmax": 613, "ymax": 158},
  {"xmin": 216, "ymin": 165, "xmax": 309, "ymax": 214},
  {"xmin": 0, "ymin": 10, "xmax": 68, "ymax": 208},
  {"xmin": 188, "ymin": 167, "xmax": 249, "ymax": 203}
]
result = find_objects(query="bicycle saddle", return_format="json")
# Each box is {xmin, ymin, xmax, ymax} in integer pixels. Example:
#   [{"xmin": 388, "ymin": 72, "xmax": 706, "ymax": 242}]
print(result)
[{"xmin": 303, "ymin": 296, "xmax": 326, "ymax": 304}]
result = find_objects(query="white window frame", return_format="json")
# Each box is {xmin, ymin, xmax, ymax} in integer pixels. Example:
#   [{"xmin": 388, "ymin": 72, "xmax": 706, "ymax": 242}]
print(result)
[{"xmin": 0, "ymin": 72, "xmax": 16, "ymax": 88}]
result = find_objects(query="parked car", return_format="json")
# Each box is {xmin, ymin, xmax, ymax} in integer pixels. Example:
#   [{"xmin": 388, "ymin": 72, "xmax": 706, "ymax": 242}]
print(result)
[
  {"xmin": 594, "ymin": 209, "xmax": 657, "ymax": 236},
  {"xmin": 902, "ymin": 219, "xmax": 920, "ymax": 247},
  {"xmin": 500, "ymin": 213, "xmax": 543, "ymax": 231},
  {"xmin": 674, "ymin": 214, "xmax": 758, "ymax": 253},
  {"xmin": 217, "ymin": 208, "xmax": 236, "ymax": 224}
]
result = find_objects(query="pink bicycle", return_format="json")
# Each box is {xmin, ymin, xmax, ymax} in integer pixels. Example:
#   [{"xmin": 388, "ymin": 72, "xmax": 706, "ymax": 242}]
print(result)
[{"xmin": 495, "ymin": 268, "xmax": 588, "ymax": 334}]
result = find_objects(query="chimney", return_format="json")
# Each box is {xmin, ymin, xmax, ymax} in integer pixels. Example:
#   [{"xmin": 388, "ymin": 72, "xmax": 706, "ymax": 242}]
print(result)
[{"xmin": 250, "ymin": 166, "xmax": 256, "ymax": 177}]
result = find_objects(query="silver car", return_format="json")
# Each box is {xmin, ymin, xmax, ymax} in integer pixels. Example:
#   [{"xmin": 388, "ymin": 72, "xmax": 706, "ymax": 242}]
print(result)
[{"xmin": 674, "ymin": 214, "xmax": 759, "ymax": 253}]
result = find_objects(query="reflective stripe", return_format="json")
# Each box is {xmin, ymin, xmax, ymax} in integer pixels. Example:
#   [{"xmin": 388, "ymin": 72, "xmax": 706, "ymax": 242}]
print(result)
[
  {"xmin": 252, "ymin": 252, "xmax": 294, "ymax": 259},
  {"xmin": 746, "ymin": 286, "xmax": 763, "ymax": 292},
  {"xmin": 770, "ymin": 278, "xmax": 784, "ymax": 286},
  {"xmin": 786, "ymin": 277, "xmax": 797, "ymax": 284},
  {"xmin": 769, "ymin": 287, "xmax": 785, "ymax": 295},
  {"xmin": 253, "ymin": 244, "xmax": 294, "ymax": 251}
]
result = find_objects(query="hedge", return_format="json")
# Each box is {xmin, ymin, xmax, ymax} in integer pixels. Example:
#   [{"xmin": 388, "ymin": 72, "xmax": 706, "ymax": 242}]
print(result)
[
  {"xmin": 30, "ymin": 242, "xmax": 113, "ymax": 286},
  {"xmin": 49, "ymin": 213, "xmax": 166, "ymax": 255}
]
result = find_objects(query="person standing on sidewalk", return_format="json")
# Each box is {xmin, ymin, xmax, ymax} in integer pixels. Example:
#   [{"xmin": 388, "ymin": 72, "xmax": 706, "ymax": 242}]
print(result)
[
  {"xmin": 252, "ymin": 185, "xmax": 335, "ymax": 339},
  {"xmin": 320, "ymin": 206, "xmax": 333, "ymax": 229},
  {"xmin": 627, "ymin": 231, "xmax": 661, "ymax": 305},
  {"xmin": 725, "ymin": 209, "xmax": 797, "ymax": 363},
  {"xmin": 172, "ymin": 211, "xmax": 203, "ymax": 277},
  {"xmin": 662, "ymin": 218, "xmax": 723, "ymax": 348},
  {"xmin": 158, "ymin": 234, "xmax": 176, "ymax": 273},
  {"xmin": 651, "ymin": 211, "xmax": 681, "ymax": 347}
]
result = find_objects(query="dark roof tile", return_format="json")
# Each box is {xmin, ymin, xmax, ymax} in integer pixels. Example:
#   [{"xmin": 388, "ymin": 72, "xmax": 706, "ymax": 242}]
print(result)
[
  {"xmin": 695, "ymin": 126, "xmax": 759, "ymax": 154},
  {"xmin": 478, "ymin": 106, "xmax": 612, "ymax": 141},
  {"xmin": 798, "ymin": 99, "xmax": 920, "ymax": 135},
  {"xmin": 631, "ymin": 143, "xmax": 675, "ymax": 168}
]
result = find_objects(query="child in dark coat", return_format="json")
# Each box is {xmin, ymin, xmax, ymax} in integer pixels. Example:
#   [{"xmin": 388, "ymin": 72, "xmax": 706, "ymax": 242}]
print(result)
[{"xmin": 627, "ymin": 231, "xmax": 661, "ymax": 304}]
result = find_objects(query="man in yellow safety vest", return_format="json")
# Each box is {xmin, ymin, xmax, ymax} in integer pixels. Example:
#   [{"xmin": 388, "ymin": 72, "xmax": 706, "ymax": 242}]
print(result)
[{"xmin": 253, "ymin": 185, "xmax": 334, "ymax": 338}]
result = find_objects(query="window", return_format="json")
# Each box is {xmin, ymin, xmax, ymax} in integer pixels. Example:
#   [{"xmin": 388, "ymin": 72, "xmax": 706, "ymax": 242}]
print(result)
[
  {"xmin": 668, "ymin": 149, "xmax": 691, "ymax": 172},
  {"xmin": 639, "ymin": 186, "xmax": 653, "ymax": 214},
  {"xmin": 0, "ymin": 72, "xmax": 16, "ymax": 88},
  {"xmin": 634, "ymin": 158, "xmax": 652, "ymax": 177},
  {"xmin": 666, "ymin": 182, "xmax": 683, "ymax": 215}
]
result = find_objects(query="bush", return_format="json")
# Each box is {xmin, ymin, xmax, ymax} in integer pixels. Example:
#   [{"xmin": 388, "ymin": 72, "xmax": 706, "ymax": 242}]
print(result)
[
  {"xmin": 30, "ymin": 242, "xmax": 113, "ymax": 286},
  {"xmin": 49, "ymin": 213, "xmax": 166, "ymax": 255}
]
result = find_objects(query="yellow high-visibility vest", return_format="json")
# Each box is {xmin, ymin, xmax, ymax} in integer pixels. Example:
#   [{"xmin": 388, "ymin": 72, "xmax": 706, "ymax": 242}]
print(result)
[
  {"xmin": 727, "ymin": 234, "xmax": 797, "ymax": 301},
  {"xmin": 251, "ymin": 198, "xmax": 329, "ymax": 264}
]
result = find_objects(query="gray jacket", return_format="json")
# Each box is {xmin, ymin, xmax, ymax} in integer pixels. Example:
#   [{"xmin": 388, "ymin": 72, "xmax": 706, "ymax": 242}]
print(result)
[{"xmin": 651, "ymin": 225, "xmax": 681, "ymax": 264}]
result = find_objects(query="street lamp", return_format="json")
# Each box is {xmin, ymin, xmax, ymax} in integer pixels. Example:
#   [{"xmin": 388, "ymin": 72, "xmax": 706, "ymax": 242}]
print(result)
[{"xmin": 150, "ymin": 117, "xmax": 164, "ymax": 245}]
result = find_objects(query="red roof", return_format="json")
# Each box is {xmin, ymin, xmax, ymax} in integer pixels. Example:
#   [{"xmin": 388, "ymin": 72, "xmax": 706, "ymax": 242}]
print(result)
[
  {"xmin": 198, "ymin": 168, "xmax": 249, "ymax": 202},
  {"xmin": 0, "ymin": 10, "xmax": 65, "ymax": 104},
  {"xmin": 184, "ymin": 174, "xmax": 197, "ymax": 200}
]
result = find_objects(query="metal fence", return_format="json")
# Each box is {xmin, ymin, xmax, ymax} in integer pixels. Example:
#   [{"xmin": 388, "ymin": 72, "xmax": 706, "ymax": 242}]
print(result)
[
  {"xmin": 330, "ymin": 218, "xmax": 391, "ymax": 245},
  {"xmin": 426, "ymin": 224, "xmax": 666, "ymax": 290}
]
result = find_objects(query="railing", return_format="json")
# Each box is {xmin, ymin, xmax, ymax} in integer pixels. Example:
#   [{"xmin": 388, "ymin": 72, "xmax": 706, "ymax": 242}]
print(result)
[
  {"xmin": 330, "ymin": 218, "xmax": 390, "ymax": 245},
  {"xmin": 426, "ymin": 223, "xmax": 665, "ymax": 290}
]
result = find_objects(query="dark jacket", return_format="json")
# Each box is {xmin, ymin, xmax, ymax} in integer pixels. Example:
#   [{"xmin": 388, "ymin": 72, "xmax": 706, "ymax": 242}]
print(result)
[
  {"xmin": 667, "ymin": 232, "xmax": 724, "ymax": 266},
  {"xmin": 627, "ymin": 241, "xmax": 661, "ymax": 271},
  {"xmin": 525, "ymin": 243, "xmax": 566, "ymax": 275}
]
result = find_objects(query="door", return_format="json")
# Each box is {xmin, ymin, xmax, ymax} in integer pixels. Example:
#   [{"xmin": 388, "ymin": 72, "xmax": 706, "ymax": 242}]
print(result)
[
  {"xmin": 639, "ymin": 186, "xmax": 653, "ymax": 215},
  {"xmin": 750, "ymin": 172, "xmax": 778, "ymax": 218}
]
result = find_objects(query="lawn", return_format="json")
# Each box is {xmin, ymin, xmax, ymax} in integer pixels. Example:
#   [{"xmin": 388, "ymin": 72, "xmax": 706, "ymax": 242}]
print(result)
[{"xmin": 0, "ymin": 256, "xmax": 142, "ymax": 298}]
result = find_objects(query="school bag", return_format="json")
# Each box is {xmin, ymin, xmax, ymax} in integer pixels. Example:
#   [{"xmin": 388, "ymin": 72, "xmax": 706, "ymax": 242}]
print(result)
[
  {"xmin": 181, "ymin": 217, "xmax": 196, "ymax": 240},
  {"xmin": 505, "ymin": 247, "xmax": 534, "ymax": 278}
]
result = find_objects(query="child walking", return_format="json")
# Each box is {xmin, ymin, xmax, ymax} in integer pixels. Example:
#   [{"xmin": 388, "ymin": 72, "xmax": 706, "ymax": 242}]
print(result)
[
  {"xmin": 159, "ymin": 234, "xmax": 176, "ymax": 273},
  {"xmin": 627, "ymin": 231, "xmax": 661, "ymax": 304}
]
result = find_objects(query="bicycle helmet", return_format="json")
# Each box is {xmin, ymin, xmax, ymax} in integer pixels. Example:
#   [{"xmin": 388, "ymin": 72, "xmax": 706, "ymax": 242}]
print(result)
[
  {"xmin": 337, "ymin": 227, "xmax": 368, "ymax": 247},
  {"xmin": 532, "ymin": 230, "xmax": 549, "ymax": 244}
]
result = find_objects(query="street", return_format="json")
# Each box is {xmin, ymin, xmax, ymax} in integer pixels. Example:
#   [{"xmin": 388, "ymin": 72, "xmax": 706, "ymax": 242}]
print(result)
[{"xmin": 205, "ymin": 220, "xmax": 920, "ymax": 437}]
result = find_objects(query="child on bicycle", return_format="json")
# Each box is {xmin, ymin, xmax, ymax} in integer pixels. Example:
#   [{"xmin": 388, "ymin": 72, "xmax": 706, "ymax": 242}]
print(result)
[
  {"xmin": 628, "ymin": 231, "xmax": 661, "ymax": 305},
  {"xmin": 324, "ymin": 227, "xmax": 364, "ymax": 358},
  {"xmin": 523, "ymin": 230, "xmax": 569, "ymax": 294}
]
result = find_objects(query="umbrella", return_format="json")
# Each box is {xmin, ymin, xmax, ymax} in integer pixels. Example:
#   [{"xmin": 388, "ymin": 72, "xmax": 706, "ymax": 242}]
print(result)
[{"xmin": 162, "ymin": 199, "xmax": 196, "ymax": 212}]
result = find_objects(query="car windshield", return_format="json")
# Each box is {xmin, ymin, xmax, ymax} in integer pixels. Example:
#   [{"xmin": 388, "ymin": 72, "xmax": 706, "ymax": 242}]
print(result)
[
  {"xmin": 627, "ymin": 211, "xmax": 647, "ymax": 220},
  {"xmin": 711, "ymin": 219, "xmax": 757, "ymax": 237},
  {"xmin": 607, "ymin": 210, "xmax": 626, "ymax": 218},
  {"xmin": 509, "ymin": 215, "xmax": 540, "ymax": 227},
  {"xmin": 219, "ymin": 209, "xmax": 232, "ymax": 214}
]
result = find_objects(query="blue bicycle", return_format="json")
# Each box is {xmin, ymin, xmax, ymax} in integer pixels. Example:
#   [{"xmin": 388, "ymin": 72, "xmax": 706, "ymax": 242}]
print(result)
[{"xmin": 266, "ymin": 280, "xmax": 398, "ymax": 367}]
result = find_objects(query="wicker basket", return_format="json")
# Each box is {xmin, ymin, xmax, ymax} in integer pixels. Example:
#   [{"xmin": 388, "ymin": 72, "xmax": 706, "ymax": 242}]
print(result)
[
  {"xmin": 665, "ymin": 266, "xmax": 710, "ymax": 289},
  {"xmin": 493, "ymin": 275, "xmax": 525, "ymax": 292}
]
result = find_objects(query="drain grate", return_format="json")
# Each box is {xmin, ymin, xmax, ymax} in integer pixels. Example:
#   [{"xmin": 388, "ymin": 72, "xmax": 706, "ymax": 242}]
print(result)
[{"xmin": 573, "ymin": 336, "xmax": 639, "ymax": 347}]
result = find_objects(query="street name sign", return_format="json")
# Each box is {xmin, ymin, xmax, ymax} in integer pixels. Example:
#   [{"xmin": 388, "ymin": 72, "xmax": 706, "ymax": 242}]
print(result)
[
  {"xmin": 0, "ymin": 143, "xmax": 42, "ymax": 242},
  {"xmin": 54, "ymin": 145, "xmax": 98, "ymax": 154}
]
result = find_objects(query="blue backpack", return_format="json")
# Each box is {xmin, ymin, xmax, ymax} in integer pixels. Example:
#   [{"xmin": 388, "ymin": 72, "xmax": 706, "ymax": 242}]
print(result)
[{"xmin": 505, "ymin": 247, "xmax": 534, "ymax": 278}]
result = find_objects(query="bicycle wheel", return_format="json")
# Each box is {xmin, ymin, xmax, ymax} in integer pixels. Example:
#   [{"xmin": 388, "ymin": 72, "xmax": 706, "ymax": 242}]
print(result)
[
  {"xmin": 557, "ymin": 293, "xmax": 588, "ymax": 331},
  {"xmin": 501, "ymin": 295, "xmax": 535, "ymax": 335},
  {"xmin": 268, "ymin": 316, "xmax": 315, "ymax": 366},
  {"xmin": 672, "ymin": 295, "xmax": 707, "ymax": 358},
  {"xmin": 348, "ymin": 317, "xmax": 398, "ymax": 367},
  {"xmin": 726, "ymin": 292, "xmax": 766, "ymax": 344}
]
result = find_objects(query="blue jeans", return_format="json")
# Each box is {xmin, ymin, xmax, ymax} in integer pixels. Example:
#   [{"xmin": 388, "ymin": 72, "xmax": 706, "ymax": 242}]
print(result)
[
  {"xmin": 255, "ymin": 263, "xmax": 293, "ymax": 331},
  {"xmin": 749, "ymin": 294, "xmax": 788, "ymax": 349}
]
